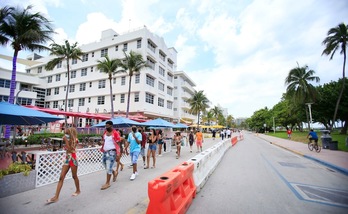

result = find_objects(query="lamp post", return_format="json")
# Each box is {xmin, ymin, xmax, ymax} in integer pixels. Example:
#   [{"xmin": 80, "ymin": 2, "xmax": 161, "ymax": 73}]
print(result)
[
  {"xmin": 15, "ymin": 88, "xmax": 29, "ymax": 105},
  {"xmin": 305, "ymin": 103, "xmax": 313, "ymax": 130}
]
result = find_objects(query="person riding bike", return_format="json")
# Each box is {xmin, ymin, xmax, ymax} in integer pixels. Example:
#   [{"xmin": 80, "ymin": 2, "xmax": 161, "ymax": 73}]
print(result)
[{"xmin": 307, "ymin": 129, "xmax": 318, "ymax": 145}]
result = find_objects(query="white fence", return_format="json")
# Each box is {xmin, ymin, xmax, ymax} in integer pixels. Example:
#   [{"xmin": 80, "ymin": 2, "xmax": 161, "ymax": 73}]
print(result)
[{"xmin": 32, "ymin": 139, "xmax": 173, "ymax": 188}]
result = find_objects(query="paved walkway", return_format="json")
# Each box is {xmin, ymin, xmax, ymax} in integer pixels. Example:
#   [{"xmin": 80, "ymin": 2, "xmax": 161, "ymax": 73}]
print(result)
[{"xmin": 255, "ymin": 133, "xmax": 348, "ymax": 175}]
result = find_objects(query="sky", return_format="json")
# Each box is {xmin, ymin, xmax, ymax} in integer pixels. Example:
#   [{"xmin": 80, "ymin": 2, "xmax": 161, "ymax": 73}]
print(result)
[{"xmin": 1, "ymin": 0, "xmax": 347, "ymax": 118}]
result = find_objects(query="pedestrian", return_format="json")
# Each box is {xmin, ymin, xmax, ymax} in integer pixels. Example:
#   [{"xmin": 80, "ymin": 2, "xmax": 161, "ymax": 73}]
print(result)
[
  {"xmin": 195, "ymin": 129, "xmax": 204, "ymax": 152},
  {"xmin": 175, "ymin": 132, "xmax": 182, "ymax": 158},
  {"xmin": 157, "ymin": 129, "xmax": 164, "ymax": 156},
  {"xmin": 46, "ymin": 127, "xmax": 80, "ymax": 204},
  {"xmin": 114, "ymin": 129, "xmax": 125, "ymax": 177},
  {"xmin": 139, "ymin": 127, "xmax": 147, "ymax": 167},
  {"xmin": 100, "ymin": 121, "xmax": 120, "ymax": 190},
  {"xmin": 220, "ymin": 129, "xmax": 224, "ymax": 140},
  {"xmin": 307, "ymin": 129, "xmax": 318, "ymax": 145},
  {"xmin": 226, "ymin": 129, "xmax": 231, "ymax": 138},
  {"xmin": 212, "ymin": 129, "xmax": 216, "ymax": 140},
  {"xmin": 287, "ymin": 128, "xmax": 292, "ymax": 139},
  {"xmin": 145, "ymin": 129, "xmax": 157, "ymax": 169},
  {"xmin": 189, "ymin": 130, "xmax": 194, "ymax": 153},
  {"xmin": 125, "ymin": 126, "xmax": 142, "ymax": 180}
]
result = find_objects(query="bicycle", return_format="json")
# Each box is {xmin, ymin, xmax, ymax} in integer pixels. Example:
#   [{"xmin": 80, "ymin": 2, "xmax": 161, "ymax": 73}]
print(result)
[{"xmin": 308, "ymin": 138, "xmax": 321, "ymax": 153}]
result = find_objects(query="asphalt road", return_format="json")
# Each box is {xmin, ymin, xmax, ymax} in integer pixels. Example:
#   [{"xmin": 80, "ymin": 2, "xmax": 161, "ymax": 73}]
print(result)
[{"xmin": 187, "ymin": 132, "xmax": 348, "ymax": 214}]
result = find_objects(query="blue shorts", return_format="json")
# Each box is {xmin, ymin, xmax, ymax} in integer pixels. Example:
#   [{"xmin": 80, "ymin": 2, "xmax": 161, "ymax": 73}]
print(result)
[
  {"xmin": 148, "ymin": 144, "xmax": 157, "ymax": 151},
  {"xmin": 157, "ymin": 140, "xmax": 164, "ymax": 145},
  {"xmin": 102, "ymin": 150, "xmax": 116, "ymax": 175},
  {"xmin": 130, "ymin": 151, "xmax": 140, "ymax": 164},
  {"xmin": 140, "ymin": 147, "xmax": 146, "ymax": 157}
]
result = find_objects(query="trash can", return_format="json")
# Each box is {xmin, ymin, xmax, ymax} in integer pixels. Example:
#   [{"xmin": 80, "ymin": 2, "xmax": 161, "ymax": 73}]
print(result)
[
  {"xmin": 329, "ymin": 141, "xmax": 338, "ymax": 150},
  {"xmin": 320, "ymin": 130, "xmax": 332, "ymax": 149}
]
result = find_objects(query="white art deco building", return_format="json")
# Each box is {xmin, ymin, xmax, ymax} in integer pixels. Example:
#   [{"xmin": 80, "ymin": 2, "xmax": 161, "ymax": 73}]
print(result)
[{"xmin": 0, "ymin": 27, "xmax": 197, "ymax": 126}]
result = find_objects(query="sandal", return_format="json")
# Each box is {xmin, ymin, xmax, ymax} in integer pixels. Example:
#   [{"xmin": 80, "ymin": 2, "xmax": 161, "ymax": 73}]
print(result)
[
  {"xmin": 144, "ymin": 166, "xmax": 149, "ymax": 169},
  {"xmin": 101, "ymin": 184, "xmax": 110, "ymax": 190}
]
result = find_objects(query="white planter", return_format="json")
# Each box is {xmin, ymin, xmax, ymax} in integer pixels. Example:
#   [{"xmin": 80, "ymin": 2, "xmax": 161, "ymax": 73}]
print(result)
[{"xmin": 0, "ymin": 170, "xmax": 36, "ymax": 198}]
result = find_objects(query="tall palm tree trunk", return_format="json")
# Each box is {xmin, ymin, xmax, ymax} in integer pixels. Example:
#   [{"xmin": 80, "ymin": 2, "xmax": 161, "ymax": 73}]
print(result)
[
  {"xmin": 4, "ymin": 50, "xmax": 19, "ymax": 139},
  {"xmin": 332, "ymin": 52, "xmax": 346, "ymax": 130},
  {"xmin": 65, "ymin": 62, "xmax": 70, "ymax": 127},
  {"xmin": 196, "ymin": 113, "xmax": 200, "ymax": 130},
  {"xmin": 109, "ymin": 75, "xmax": 114, "ymax": 118},
  {"xmin": 126, "ymin": 75, "xmax": 132, "ymax": 118}
]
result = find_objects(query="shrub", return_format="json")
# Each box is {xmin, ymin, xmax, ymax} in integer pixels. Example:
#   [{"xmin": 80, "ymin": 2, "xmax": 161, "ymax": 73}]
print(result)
[{"xmin": 0, "ymin": 163, "xmax": 32, "ymax": 179}]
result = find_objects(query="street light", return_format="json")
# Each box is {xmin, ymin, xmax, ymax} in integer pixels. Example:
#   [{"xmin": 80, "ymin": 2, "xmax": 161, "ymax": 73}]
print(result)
[
  {"xmin": 305, "ymin": 103, "xmax": 313, "ymax": 130},
  {"xmin": 15, "ymin": 88, "xmax": 29, "ymax": 105}
]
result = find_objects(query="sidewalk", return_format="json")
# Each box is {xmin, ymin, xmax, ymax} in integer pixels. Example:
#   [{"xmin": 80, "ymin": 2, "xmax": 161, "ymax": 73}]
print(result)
[{"xmin": 256, "ymin": 134, "xmax": 348, "ymax": 175}]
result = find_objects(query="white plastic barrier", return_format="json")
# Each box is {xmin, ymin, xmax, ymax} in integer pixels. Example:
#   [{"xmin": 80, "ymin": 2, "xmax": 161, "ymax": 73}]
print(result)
[{"xmin": 187, "ymin": 138, "xmax": 231, "ymax": 192}]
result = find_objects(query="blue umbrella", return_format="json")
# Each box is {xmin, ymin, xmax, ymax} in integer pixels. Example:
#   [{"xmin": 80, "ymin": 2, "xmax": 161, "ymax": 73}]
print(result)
[
  {"xmin": 0, "ymin": 101, "xmax": 63, "ymax": 125},
  {"xmin": 173, "ymin": 123, "xmax": 189, "ymax": 128},
  {"xmin": 93, "ymin": 116, "xmax": 142, "ymax": 128},
  {"xmin": 141, "ymin": 118, "xmax": 174, "ymax": 128}
]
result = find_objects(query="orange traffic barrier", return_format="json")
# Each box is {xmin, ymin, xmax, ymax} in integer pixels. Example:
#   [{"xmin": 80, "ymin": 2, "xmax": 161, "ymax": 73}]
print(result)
[
  {"xmin": 231, "ymin": 136, "xmax": 238, "ymax": 146},
  {"xmin": 147, "ymin": 162, "xmax": 196, "ymax": 214}
]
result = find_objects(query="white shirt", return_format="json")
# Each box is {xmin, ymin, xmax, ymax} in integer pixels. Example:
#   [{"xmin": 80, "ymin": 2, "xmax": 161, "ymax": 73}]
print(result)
[{"xmin": 103, "ymin": 135, "xmax": 115, "ymax": 151}]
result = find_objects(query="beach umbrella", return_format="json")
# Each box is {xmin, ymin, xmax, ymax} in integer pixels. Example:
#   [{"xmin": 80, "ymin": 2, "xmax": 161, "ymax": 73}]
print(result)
[
  {"xmin": 173, "ymin": 123, "xmax": 189, "ymax": 128},
  {"xmin": 93, "ymin": 116, "xmax": 142, "ymax": 128},
  {"xmin": 141, "ymin": 118, "xmax": 174, "ymax": 128}
]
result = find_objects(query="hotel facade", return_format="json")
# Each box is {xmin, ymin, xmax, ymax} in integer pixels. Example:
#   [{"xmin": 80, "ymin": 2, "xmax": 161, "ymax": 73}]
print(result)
[{"xmin": 0, "ymin": 27, "xmax": 197, "ymax": 126}]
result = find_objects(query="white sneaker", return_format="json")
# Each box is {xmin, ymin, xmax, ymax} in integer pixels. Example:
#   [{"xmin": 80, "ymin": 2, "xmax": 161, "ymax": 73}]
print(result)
[
  {"xmin": 135, "ymin": 171, "xmax": 139, "ymax": 176},
  {"xmin": 130, "ymin": 173, "xmax": 136, "ymax": 180},
  {"xmin": 159, "ymin": 154, "xmax": 162, "ymax": 157}
]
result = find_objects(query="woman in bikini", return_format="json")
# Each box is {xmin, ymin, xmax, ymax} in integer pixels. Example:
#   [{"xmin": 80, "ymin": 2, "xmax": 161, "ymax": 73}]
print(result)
[
  {"xmin": 47, "ymin": 127, "xmax": 80, "ymax": 203},
  {"xmin": 145, "ymin": 129, "xmax": 157, "ymax": 169},
  {"xmin": 175, "ymin": 132, "xmax": 182, "ymax": 159}
]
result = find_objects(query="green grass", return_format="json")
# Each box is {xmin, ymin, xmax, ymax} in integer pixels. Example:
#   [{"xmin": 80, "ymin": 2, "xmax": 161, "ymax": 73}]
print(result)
[{"xmin": 267, "ymin": 130, "xmax": 348, "ymax": 152}]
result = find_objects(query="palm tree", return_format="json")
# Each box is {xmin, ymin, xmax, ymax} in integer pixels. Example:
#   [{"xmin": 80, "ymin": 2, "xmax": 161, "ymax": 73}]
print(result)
[
  {"xmin": 322, "ymin": 22, "xmax": 348, "ymax": 129},
  {"xmin": 45, "ymin": 40, "xmax": 84, "ymax": 125},
  {"xmin": 203, "ymin": 110, "xmax": 214, "ymax": 126},
  {"xmin": 187, "ymin": 90, "xmax": 210, "ymax": 129},
  {"xmin": 97, "ymin": 56, "xmax": 122, "ymax": 118},
  {"xmin": 0, "ymin": 5, "xmax": 54, "ymax": 139},
  {"xmin": 285, "ymin": 64, "xmax": 320, "ymax": 129},
  {"xmin": 211, "ymin": 106, "xmax": 223, "ymax": 125},
  {"xmin": 0, "ymin": 5, "xmax": 54, "ymax": 104},
  {"xmin": 119, "ymin": 51, "xmax": 147, "ymax": 118},
  {"xmin": 284, "ymin": 64, "xmax": 320, "ymax": 104}
]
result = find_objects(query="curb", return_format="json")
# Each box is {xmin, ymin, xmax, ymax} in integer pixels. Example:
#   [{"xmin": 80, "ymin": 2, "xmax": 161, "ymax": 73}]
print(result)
[{"xmin": 269, "ymin": 141, "xmax": 348, "ymax": 176}]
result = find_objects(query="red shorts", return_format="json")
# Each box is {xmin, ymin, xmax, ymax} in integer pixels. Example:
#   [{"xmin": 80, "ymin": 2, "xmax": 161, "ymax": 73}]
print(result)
[{"xmin": 196, "ymin": 140, "xmax": 202, "ymax": 147}]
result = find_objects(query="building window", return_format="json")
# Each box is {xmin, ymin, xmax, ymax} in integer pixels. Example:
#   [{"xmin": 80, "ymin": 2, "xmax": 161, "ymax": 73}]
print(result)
[
  {"xmin": 113, "ymin": 78, "xmax": 116, "ymax": 84},
  {"xmin": 46, "ymin": 89, "xmax": 51, "ymax": 96},
  {"xmin": 134, "ymin": 92, "xmax": 139, "ymax": 102},
  {"xmin": 147, "ymin": 39, "xmax": 156, "ymax": 53},
  {"xmin": 121, "ymin": 76, "xmax": 126, "ymax": 85},
  {"xmin": 81, "ymin": 68, "xmax": 87, "ymax": 76},
  {"xmin": 167, "ymin": 87, "xmax": 173, "ymax": 96},
  {"xmin": 56, "ymin": 74, "xmax": 61, "ymax": 82},
  {"xmin": 71, "ymin": 70, "xmax": 77, "ymax": 78},
  {"xmin": 158, "ymin": 82, "xmax": 164, "ymax": 91},
  {"xmin": 92, "ymin": 52, "xmax": 94, "ymax": 57},
  {"xmin": 47, "ymin": 76, "xmax": 52, "ymax": 83},
  {"xmin": 147, "ymin": 57, "xmax": 155, "ymax": 70},
  {"xmin": 69, "ymin": 84, "xmax": 75, "ymax": 93},
  {"xmin": 123, "ymin": 43, "xmax": 128, "ymax": 51},
  {"xmin": 159, "ymin": 51, "xmax": 166, "ymax": 62},
  {"xmin": 89, "ymin": 82, "xmax": 92, "ymax": 87},
  {"xmin": 54, "ymin": 87, "xmax": 59, "ymax": 95},
  {"xmin": 137, "ymin": 39, "xmax": 141, "ymax": 48},
  {"xmin": 115, "ymin": 45, "xmax": 118, "ymax": 51},
  {"xmin": 167, "ymin": 73, "xmax": 173, "ymax": 82},
  {"xmin": 159, "ymin": 66, "xmax": 165, "ymax": 77},
  {"xmin": 167, "ymin": 101, "xmax": 173, "ymax": 109},
  {"xmin": 80, "ymin": 83, "xmax": 86, "ymax": 91},
  {"xmin": 57, "ymin": 61, "xmax": 62, "ymax": 68},
  {"xmin": 64, "ymin": 86, "xmax": 66, "ymax": 91},
  {"xmin": 101, "ymin": 48, "xmax": 108, "ymax": 57},
  {"xmin": 88, "ymin": 97, "xmax": 91, "ymax": 103},
  {"xmin": 72, "ymin": 58, "xmax": 77, "ymax": 65},
  {"xmin": 53, "ymin": 101, "xmax": 58, "ymax": 108},
  {"xmin": 146, "ymin": 75, "xmax": 155, "ymax": 87},
  {"xmin": 135, "ymin": 74, "xmax": 140, "ymax": 84},
  {"xmin": 68, "ymin": 99, "xmax": 74, "ymax": 107},
  {"xmin": 78, "ymin": 98, "xmax": 85, "ymax": 106},
  {"xmin": 0, "ymin": 79, "xmax": 11, "ymax": 88},
  {"xmin": 91, "ymin": 66, "xmax": 94, "ymax": 72},
  {"xmin": 158, "ymin": 98, "xmax": 164, "ymax": 107},
  {"xmin": 112, "ymin": 95, "xmax": 115, "ymax": 101},
  {"xmin": 167, "ymin": 58, "xmax": 174, "ymax": 68},
  {"xmin": 38, "ymin": 66, "xmax": 42, "ymax": 73},
  {"xmin": 120, "ymin": 94, "xmax": 125, "ymax": 103},
  {"xmin": 82, "ymin": 54, "xmax": 88, "ymax": 62},
  {"xmin": 97, "ymin": 96, "xmax": 105, "ymax": 105},
  {"xmin": 98, "ymin": 80, "xmax": 106, "ymax": 89},
  {"xmin": 145, "ymin": 93, "xmax": 154, "ymax": 104}
]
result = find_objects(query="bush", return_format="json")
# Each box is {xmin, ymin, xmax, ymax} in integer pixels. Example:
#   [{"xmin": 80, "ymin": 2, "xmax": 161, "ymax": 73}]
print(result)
[
  {"xmin": 25, "ymin": 133, "xmax": 103, "ymax": 145},
  {"xmin": 0, "ymin": 163, "xmax": 32, "ymax": 179}
]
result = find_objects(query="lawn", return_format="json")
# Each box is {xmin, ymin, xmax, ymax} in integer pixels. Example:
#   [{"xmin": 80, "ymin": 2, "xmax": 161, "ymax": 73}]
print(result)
[{"xmin": 266, "ymin": 130, "xmax": 348, "ymax": 152}]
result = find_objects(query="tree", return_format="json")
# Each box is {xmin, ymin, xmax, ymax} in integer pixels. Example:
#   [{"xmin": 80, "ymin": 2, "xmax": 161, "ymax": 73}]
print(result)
[
  {"xmin": 285, "ymin": 64, "xmax": 320, "ymax": 129},
  {"xmin": 45, "ymin": 40, "xmax": 84, "ymax": 125},
  {"xmin": 322, "ymin": 22, "xmax": 348, "ymax": 129},
  {"xmin": 119, "ymin": 51, "xmax": 147, "ymax": 118},
  {"xmin": 211, "ymin": 106, "xmax": 223, "ymax": 124},
  {"xmin": 187, "ymin": 90, "xmax": 210, "ymax": 129},
  {"xmin": 97, "ymin": 56, "xmax": 122, "ymax": 118},
  {"xmin": 203, "ymin": 110, "xmax": 214, "ymax": 126},
  {"xmin": 0, "ymin": 5, "xmax": 54, "ymax": 139},
  {"xmin": 0, "ymin": 5, "xmax": 54, "ymax": 104}
]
